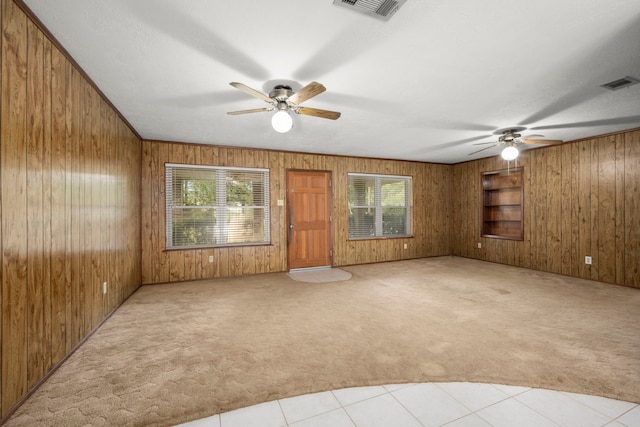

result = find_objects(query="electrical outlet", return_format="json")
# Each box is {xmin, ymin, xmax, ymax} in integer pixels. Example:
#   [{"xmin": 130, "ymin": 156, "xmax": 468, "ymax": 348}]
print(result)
[
  {"xmin": 477, "ymin": 242, "xmax": 482, "ymax": 249},
  {"xmin": 585, "ymin": 256, "xmax": 592, "ymax": 265},
  {"xmin": 102, "ymin": 282, "xmax": 107, "ymax": 295},
  {"xmin": 208, "ymin": 255, "xmax": 214, "ymax": 263},
  {"xmin": 403, "ymin": 243, "xmax": 408, "ymax": 249}
]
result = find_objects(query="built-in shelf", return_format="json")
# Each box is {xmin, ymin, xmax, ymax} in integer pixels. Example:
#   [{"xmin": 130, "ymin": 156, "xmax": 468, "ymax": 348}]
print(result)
[{"xmin": 481, "ymin": 167, "xmax": 524, "ymax": 240}]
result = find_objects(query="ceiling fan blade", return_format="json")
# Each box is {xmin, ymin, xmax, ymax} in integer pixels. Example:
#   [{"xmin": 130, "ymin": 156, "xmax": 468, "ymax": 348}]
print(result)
[
  {"xmin": 296, "ymin": 107, "xmax": 341, "ymax": 120},
  {"xmin": 472, "ymin": 141, "xmax": 498, "ymax": 146},
  {"xmin": 229, "ymin": 82, "xmax": 273, "ymax": 104},
  {"xmin": 522, "ymin": 138, "xmax": 563, "ymax": 145},
  {"xmin": 227, "ymin": 107, "xmax": 272, "ymax": 115},
  {"xmin": 287, "ymin": 81, "xmax": 326, "ymax": 105},
  {"xmin": 468, "ymin": 144, "xmax": 497, "ymax": 155}
]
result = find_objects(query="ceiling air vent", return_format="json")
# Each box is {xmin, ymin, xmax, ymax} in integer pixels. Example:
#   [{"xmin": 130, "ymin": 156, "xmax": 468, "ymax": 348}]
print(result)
[
  {"xmin": 600, "ymin": 76, "xmax": 640, "ymax": 91},
  {"xmin": 333, "ymin": 0, "xmax": 407, "ymax": 21}
]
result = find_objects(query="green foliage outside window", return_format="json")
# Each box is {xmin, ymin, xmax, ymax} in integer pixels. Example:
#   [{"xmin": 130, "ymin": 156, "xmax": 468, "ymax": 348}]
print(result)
[
  {"xmin": 348, "ymin": 174, "xmax": 411, "ymax": 238},
  {"xmin": 166, "ymin": 166, "xmax": 269, "ymax": 248}
]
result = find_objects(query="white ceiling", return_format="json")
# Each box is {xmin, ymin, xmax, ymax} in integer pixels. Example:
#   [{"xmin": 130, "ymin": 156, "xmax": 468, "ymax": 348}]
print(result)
[{"xmin": 22, "ymin": 0, "xmax": 640, "ymax": 164}]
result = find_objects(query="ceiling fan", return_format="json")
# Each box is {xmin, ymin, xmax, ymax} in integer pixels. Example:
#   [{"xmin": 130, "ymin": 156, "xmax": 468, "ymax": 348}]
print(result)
[
  {"xmin": 227, "ymin": 81, "xmax": 341, "ymax": 133},
  {"xmin": 468, "ymin": 128, "xmax": 563, "ymax": 160}
]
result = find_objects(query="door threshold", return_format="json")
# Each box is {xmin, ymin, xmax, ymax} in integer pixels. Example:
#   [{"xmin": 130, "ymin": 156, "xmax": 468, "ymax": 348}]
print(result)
[{"xmin": 289, "ymin": 266, "xmax": 332, "ymax": 273}]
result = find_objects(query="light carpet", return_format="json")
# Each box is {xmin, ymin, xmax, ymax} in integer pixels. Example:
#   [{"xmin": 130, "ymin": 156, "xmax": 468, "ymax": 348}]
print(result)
[{"xmin": 6, "ymin": 256, "xmax": 640, "ymax": 426}]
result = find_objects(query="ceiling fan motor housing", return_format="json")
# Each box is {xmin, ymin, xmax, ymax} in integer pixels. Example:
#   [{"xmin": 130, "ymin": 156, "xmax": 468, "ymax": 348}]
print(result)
[
  {"xmin": 500, "ymin": 129, "xmax": 521, "ymax": 143},
  {"xmin": 270, "ymin": 85, "xmax": 293, "ymax": 101}
]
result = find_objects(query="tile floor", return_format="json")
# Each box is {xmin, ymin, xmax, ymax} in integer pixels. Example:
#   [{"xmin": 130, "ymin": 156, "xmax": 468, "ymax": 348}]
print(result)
[{"xmin": 176, "ymin": 382, "xmax": 640, "ymax": 427}]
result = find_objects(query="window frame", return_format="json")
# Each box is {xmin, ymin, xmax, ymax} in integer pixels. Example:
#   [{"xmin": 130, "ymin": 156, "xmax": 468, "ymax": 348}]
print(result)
[
  {"xmin": 165, "ymin": 163, "xmax": 270, "ymax": 250},
  {"xmin": 347, "ymin": 172, "xmax": 412, "ymax": 240}
]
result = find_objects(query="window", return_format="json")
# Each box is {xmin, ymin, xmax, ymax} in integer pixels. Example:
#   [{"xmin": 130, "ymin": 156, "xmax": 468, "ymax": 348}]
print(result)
[
  {"xmin": 348, "ymin": 173, "xmax": 412, "ymax": 239},
  {"xmin": 166, "ymin": 164, "xmax": 270, "ymax": 249}
]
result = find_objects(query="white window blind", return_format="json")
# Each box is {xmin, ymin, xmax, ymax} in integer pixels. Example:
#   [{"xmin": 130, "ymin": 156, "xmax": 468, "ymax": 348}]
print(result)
[
  {"xmin": 166, "ymin": 164, "xmax": 270, "ymax": 249},
  {"xmin": 348, "ymin": 173, "xmax": 411, "ymax": 239}
]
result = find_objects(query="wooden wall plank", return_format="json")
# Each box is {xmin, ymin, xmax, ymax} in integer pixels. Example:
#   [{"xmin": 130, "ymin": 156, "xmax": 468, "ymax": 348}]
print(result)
[
  {"xmin": 242, "ymin": 246, "xmax": 256, "ymax": 275},
  {"xmin": 140, "ymin": 141, "xmax": 153, "ymax": 283},
  {"xmin": 81, "ymin": 78, "xmax": 91, "ymax": 337},
  {"xmin": 25, "ymin": 17, "xmax": 45, "ymax": 389},
  {"xmin": 69, "ymin": 65, "xmax": 82, "ymax": 349},
  {"xmin": 450, "ymin": 165, "xmax": 462, "ymax": 257},
  {"xmin": 597, "ymin": 136, "xmax": 616, "ymax": 284},
  {"xmin": 578, "ymin": 140, "xmax": 592, "ymax": 279},
  {"xmin": 169, "ymin": 251, "xmax": 185, "ymax": 283},
  {"xmin": 614, "ymin": 134, "xmax": 625, "ymax": 286},
  {"xmin": 569, "ymin": 142, "xmax": 580, "ymax": 277},
  {"xmin": 90, "ymin": 85, "xmax": 101, "ymax": 318},
  {"xmin": 62, "ymin": 60, "xmax": 73, "ymax": 355},
  {"xmin": 0, "ymin": 0, "xmax": 3, "ymax": 412},
  {"xmin": 104, "ymin": 107, "xmax": 113, "ymax": 312},
  {"xmin": 124, "ymin": 122, "xmax": 141, "ymax": 295},
  {"xmin": 167, "ymin": 144, "xmax": 183, "ymax": 283},
  {"xmin": 530, "ymin": 150, "xmax": 544, "ymax": 270},
  {"xmin": 546, "ymin": 147, "xmax": 562, "ymax": 274},
  {"xmin": 560, "ymin": 143, "xmax": 572, "ymax": 276},
  {"xmin": 41, "ymin": 34, "xmax": 53, "ymax": 375},
  {"xmin": 1, "ymin": 0, "xmax": 28, "ymax": 412},
  {"xmin": 519, "ymin": 154, "xmax": 531, "ymax": 268},
  {"xmin": 156, "ymin": 142, "xmax": 170, "ymax": 283},
  {"xmin": 624, "ymin": 131, "xmax": 640, "ymax": 287},
  {"xmin": 589, "ymin": 138, "xmax": 600, "ymax": 281},
  {"xmin": 49, "ymin": 45, "xmax": 66, "ymax": 367},
  {"xmin": 149, "ymin": 140, "xmax": 160, "ymax": 284}
]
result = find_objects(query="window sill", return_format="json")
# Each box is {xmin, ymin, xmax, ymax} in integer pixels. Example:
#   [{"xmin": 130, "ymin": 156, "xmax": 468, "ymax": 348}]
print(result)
[
  {"xmin": 347, "ymin": 235, "xmax": 414, "ymax": 242},
  {"xmin": 164, "ymin": 242, "xmax": 273, "ymax": 252}
]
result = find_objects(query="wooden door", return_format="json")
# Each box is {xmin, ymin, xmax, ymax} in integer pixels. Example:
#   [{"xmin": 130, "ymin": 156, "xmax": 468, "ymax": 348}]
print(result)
[{"xmin": 287, "ymin": 170, "xmax": 333, "ymax": 270}]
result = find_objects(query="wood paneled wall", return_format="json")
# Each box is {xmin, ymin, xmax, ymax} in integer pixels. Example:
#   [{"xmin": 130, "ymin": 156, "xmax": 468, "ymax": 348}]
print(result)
[
  {"xmin": 141, "ymin": 140, "xmax": 452, "ymax": 284},
  {"xmin": 0, "ymin": 0, "xmax": 142, "ymax": 417},
  {"xmin": 452, "ymin": 129, "xmax": 640, "ymax": 288}
]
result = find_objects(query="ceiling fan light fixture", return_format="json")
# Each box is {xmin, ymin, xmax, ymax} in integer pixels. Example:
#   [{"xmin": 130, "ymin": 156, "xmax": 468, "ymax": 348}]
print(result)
[
  {"xmin": 272, "ymin": 110, "xmax": 293, "ymax": 133},
  {"xmin": 228, "ymin": 81, "xmax": 340, "ymax": 130},
  {"xmin": 501, "ymin": 145, "xmax": 519, "ymax": 161}
]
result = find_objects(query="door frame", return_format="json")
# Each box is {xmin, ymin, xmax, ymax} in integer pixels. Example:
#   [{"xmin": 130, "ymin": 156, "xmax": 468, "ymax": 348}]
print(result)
[{"xmin": 286, "ymin": 169, "xmax": 334, "ymax": 271}]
